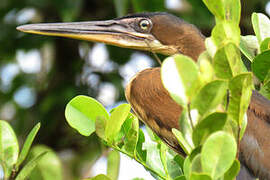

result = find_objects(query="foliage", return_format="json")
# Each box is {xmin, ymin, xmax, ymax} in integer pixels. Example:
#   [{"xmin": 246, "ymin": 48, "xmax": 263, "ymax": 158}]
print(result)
[
  {"xmin": 0, "ymin": 0, "xmax": 269, "ymax": 179},
  {"xmin": 63, "ymin": 1, "xmax": 270, "ymax": 179},
  {"xmin": 0, "ymin": 121, "xmax": 61, "ymax": 179}
]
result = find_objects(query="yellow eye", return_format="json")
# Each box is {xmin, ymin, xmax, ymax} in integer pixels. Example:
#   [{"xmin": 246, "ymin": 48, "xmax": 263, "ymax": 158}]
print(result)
[{"xmin": 139, "ymin": 19, "xmax": 151, "ymax": 31}]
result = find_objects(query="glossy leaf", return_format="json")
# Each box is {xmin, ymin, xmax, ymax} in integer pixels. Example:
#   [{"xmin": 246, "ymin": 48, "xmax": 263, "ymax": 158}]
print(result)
[
  {"xmin": 135, "ymin": 129, "xmax": 146, "ymax": 162},
  {"xmin": 252, "ymin": 13, "xmax": 270, "ymax": 44},
  {"xmin": 88, "ymin": 174, "xmax": 111, "ymax": 180},
  {"xmin": 65, "ymin": 95, "xmax": 109, "ymax": 136},
  {"xmin": 240, "ymin": 35, "xmax": 259, "ymax": 61},
  {"xmin": 27, "ymin": 145, "xmax": 62, "ymax": 180},
  {"xmin": 260, "ymin": 37, "xmax": 270, "ymax": 52},
  {"xmin": 95, "ymin": 116, "xmax": 106, "ymax": 140},
  {"xmin": 172, "ymin": 128, "xmax": 192, "ymax": 155},
  {"xmin": 228, "ymin": 73, "xmax": 253, "ymax": 125},
  {"xmin": 15, "ymin": 152, "xmax": 47, "ymax": 180},
  {"xmin": 191, "ymin": 154, "xmax": 202, "ymax": 173},
  {"xmin": 192, "ymin": 112, "xmax": 227, "ymax": 146},
  {"xmin": 224, "ymin": 159, "xmax": 240, "ymax": 180},
  {"xmin": 197, "ymin": 52, "xmax": 214, "ymax": 85},
  {"xmin": 144, "ymin": 142, "xmax": 166, "ymax": 177},
  {"xmin": 202, "ymin": 0, "xmax": 241, "ymax": 24},
  {"xmin": 213, "ymin": 43, "xmax": 243, "ymax": 79},
  {"xmin": 190, "ymin": 173, "xmax": 212, "ymax": 180},
  {"xmin": 192, "ymin": 80, "xmax": 228, "ymax": 116},
  {"xmin": 178, "ymin": 109, "xmax": 194, "ymax": 148},
  {"xmin": 105, "ymin": 104, "xmax": 130, "ymax": 143},
  {"xmin": 212, "ymin": 21, "xmax": 240, "ymax": 47},
  {"xmin": 201, "ymin": 131, "xmax": 237, "ymax": 179},
  {"xmin": 260, "ymin": 70, "xmax": 270, "ymax": 99},
  {"xmin": 0, "ymin": 120, "xmax": 19, "ymax": 178},
  {"xmin": 161, "ymin": 54, "xmax": 199, "ymax": 106},
  {"xmin": 16, "ymin": 123, "xmax": 41, "ymax": 168},
  {"xmin": 252, "ymin": 50, "xmax": 270, "ymax": 82},
  {"xmin": 107, "ymin": 150, "xmax": 120, "ymax": 180}
]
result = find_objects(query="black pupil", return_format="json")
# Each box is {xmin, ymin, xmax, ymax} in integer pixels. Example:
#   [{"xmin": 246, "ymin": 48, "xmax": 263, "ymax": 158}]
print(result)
[{"xmin": 141, "ymin": 21, "xmax": 148, "ymax": 28}]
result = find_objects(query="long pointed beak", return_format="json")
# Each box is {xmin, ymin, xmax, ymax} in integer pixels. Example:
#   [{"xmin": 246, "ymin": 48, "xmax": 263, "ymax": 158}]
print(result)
[{"xmin": 16, "ymin": 20, "xmax": 178, "ymax": 55}]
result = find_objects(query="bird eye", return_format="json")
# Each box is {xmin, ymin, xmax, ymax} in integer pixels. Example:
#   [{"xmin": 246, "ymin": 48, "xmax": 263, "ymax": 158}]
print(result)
[{"xmin": 139, "ymin": 19, "xmax": 151, "ymax": 31}]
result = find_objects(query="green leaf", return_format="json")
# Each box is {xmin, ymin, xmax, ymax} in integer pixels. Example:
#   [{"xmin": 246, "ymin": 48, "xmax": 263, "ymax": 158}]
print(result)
[
  {"xmin": 252, "ymin": 50, "xmax": 270, "ymax": 82},
  {"xmin": 167, "ymin": 153, "xmax": 183, "ymax": 178},
  {"xmin": 212, "ymin": 21, "xmax": 241, "ymax": 47},
  {"xmin": 228, "ymin": 73, "xmax": 253, "ymax": 125},
  {"xmin": 197, "ymin": 52, "xmax": 214, "ymax": 85},
  {"xmin": 205, "ymin": 37, "xmax": 217, "ymax": 58},
  {"xmin": 240, "ymin": 35, "xmax": 259, "ymax": 61},
  {"xmin": 202, "ymin": 0, "xmax": 241, "ymax": 24},
  {"xmin": 135, "ymin": 129, "xmax": 146, "ymax": 162},
  {"xmin": 105, "ymin": 104, "xmax": 130, "ymax": 143},
  {"xmin": 144, "ymin": 142, "xmax": 166, "ymax": 177},
  {"xmin": 0, "ymin": 120, "xmax": 19, "ymax": 178},
  {"xmin": 15, "ymin": 152, "xmax": 47, "ymax": 180},
  {"xmin": 192, "ymin": 112, "xmax": 227, "ymax": 146},
  {"xmin": 174, "ymin": 176, "xmax": 186, "ymax": 180},
  {"xmin": 191, "ymin": 154, "xmax": 202, "ymax": 173},
  {"xmin": 213, "ymin": 43, "xmax": 243, "ymax": 79},
  {"xmin": 16, "ymin": 123, "xmax": 41, "ymax": 168},
  {"xmin": 192, "ymin": 80, "xmax": 228, "ymax": 116},
  {"xmin": 113, "ymin": 0, "xmax": 128, "ymax": 17},
  {"xmin": 260, "ymin": 70, "xmax": 270, "ymax": 99},
  {"xmin": 183, "ymin": 148, "xmax": 201, "ymax": 180},
  {"xmin": 260, "ymin": 37, "xmax": 270, "ymax": 52},
  {"xmin": 107, "ymin": 150, "xmax": 120, "ymax": 180},
  {"xmin": 172, "ymin": 128, "xmax": 192, "ymax": 155},
  {"xmin": 88, "ymin": 174, "xmax": 112, "ymax": 180},
  {"xmin": 161, "ymin": 54, "xmax": 199, "ymax": 106},
  {"xmin": 123, "ymin": 128, "xmax": 138, "ymax": 155},
  {"xmin": 26, "ymin": 145, "xmax": 62, "ymax": 180},
  {"xmin": 65, "ymin": 95, "xmax": 109, "ymax": 136},
  {"xmin": 252, "ymin": 13, "xmax": 270, "ymax": 44},
  {"xmin": 239, "ymin": 114, "xmax": 248, "ymax": 140},
  {"xmin": 95, "ymin": 116, "xmax": 106, "ymax": 140},
  {"xmin": 190, "ymin": 173, "xmax": 212, "ymax": 180},
  {"xmin": 224, "ymin": 159, "xmax": 240, "ymax": 180},
  {"xmin": 201, "ymin": 131, "xmax": 237, "ymax": 179}
]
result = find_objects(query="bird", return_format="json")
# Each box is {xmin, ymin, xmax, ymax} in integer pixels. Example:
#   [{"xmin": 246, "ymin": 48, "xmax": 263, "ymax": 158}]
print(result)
[{"xmin": 17, "ymin": 12, "xmax": 270, "ymax": 180}]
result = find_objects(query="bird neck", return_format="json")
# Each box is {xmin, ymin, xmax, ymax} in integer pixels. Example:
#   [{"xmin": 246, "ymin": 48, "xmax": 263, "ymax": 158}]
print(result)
[{"xmin": 150, "ymin": 15, "xmax": 206, "ymax": 60}]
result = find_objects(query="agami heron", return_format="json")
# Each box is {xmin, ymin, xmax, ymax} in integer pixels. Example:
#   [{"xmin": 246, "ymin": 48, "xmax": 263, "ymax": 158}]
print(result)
[{"xmin": 17, "ymin": 12, "xmax": 270, "ymax": 179}]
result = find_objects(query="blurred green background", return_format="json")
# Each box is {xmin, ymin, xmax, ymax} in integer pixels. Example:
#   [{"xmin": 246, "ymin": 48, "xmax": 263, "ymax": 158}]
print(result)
[{"xmin": 0, "ymin": 0, "xmax": 268, "ymax": 179}]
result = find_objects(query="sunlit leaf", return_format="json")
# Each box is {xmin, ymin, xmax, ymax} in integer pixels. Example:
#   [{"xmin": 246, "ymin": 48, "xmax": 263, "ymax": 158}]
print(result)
[
  {"xmin": 228, "ymin": 73, "xmax": 253, "ymax": 125},
  {"xmin": 172, "ymin": 129, "xmax": 192, "ymax": 155},
  {"xmin": 197, "ymin": 52, "xmax": 214, "ymax": 85},
  {"xmin": 16, "ymin": 123, "xmax": 41, "ymax": 168},
  {"xmin": 224, "ymin": 159, "xmax": 240, "ymax": 180},
  {"xmin": 105, "ymin": 104, "xmax": 130, "ymax": 144},
  {"xmin": 144, "ymin": 142, "xmax": 166, "ymax": 177},
  {"xmin": 15, "ymin": 152, "xmax": 47, "ymax": 180},
  {"xmin": 202, "ymin": 0, "xmax": 241, "ymax": 24},
  {"xmin": 192, "ymin": 80, "xmax": 228, "ymax": 116},
  {"xmin": 252, "ymin": 50, "xmax": 270, "ymax": 82},
  {"xmin": 190, "ymin": 173, "xmax": 212, "ymax": 180},
  {"xmin": 65, "ymin": 95, "xmax": 109, "ymax": 136},
  {"xmin": 260, "ymin": 70, "xmax": 270, "ymax": 99},
  {"xmin": 161, "ymin": 54, "xmax": 199, "ymax": 106},
  {"xmin": 191, "ymin": 154, "xmax": 202, "ymax": 173},
  {"xmin": 201, "ymin": 131, "xmax": 237, "ymax": 179},
  {"xmin": 260, "ymin": 37, "xmax": 270, "ymax": 52},
  {"xmin": 107, "ymin": 150, "xmax": 120, "ymax": 180},
  {"xmin": 213, "ymin": 43, "xmax": 243, "ymax": 79},
  {"xmin": 95, "ymin": 116, "xmax": 106, "ymax": 140},
  {"xmin": 0, "ymin": 120, "xmax": 19, "ymax": 178},
  {"xmin": 88, "ymin": 174, "xmax": 111, "ymax": 180},
  {"xmin": 192, "ymin": 112, "xmax": 227, "ymax": 146},
  {"xmin": 27, "ymin": 145, "xmax": 62, "ymax": 180},
  {"xmin": 212, "ymin": 21, "xmax": 240, "ymax": 47},
  {"xmin": 240, "ymin": 35, "xmax": 259, "ymax": 61},
  {"xmin": 135, "ymin": 129, "xmax": 146, "ymax": 162},
  {"xmin": 252, "ymin": 13, "xmax": 270, "ymax": 44}
]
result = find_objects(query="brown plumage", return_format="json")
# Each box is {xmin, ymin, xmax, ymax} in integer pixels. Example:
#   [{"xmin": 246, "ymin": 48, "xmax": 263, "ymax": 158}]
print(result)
[{"xmin": 17, "ymin": 12, "xmax": 270, "ymax": 179}]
